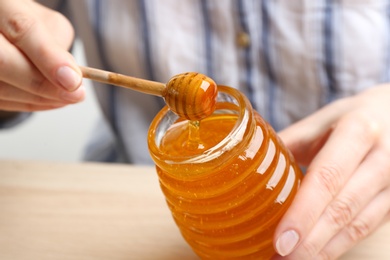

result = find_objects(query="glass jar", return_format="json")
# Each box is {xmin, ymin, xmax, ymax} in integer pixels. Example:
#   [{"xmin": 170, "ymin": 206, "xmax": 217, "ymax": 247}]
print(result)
[{"xmin": 148, "ymin": 86, "xmax": 303, "ymax": 259}]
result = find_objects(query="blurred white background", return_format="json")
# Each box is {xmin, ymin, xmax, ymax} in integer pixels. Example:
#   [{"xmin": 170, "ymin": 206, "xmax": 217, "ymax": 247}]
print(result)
[{"xmin": 0, "ymin": 41, "xmax": 101, "ymax": 162}]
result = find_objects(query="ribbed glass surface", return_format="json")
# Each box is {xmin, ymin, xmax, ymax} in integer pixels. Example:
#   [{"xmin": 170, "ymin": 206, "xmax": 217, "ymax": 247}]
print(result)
[{"xmin": 148, "ymin": 87, "xmax": 302, "ymax": 259}]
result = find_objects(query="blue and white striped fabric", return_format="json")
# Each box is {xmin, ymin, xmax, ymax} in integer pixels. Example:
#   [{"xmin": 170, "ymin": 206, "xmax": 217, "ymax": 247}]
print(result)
[{"xmin": 53, "ymin": 0, "xmax": 390, "ymax": 164}]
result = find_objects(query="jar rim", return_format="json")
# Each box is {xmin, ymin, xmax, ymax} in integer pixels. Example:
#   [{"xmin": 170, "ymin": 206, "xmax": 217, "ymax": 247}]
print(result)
[{"xmin": 147, "ymin": 85, "xmax": 252, "ymax": 165}]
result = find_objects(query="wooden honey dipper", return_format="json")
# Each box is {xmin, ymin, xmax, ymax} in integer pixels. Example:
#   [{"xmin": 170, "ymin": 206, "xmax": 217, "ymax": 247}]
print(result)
[{"xmin": 80, "ymin": 66, "xmax": 218, "ymax": 121}]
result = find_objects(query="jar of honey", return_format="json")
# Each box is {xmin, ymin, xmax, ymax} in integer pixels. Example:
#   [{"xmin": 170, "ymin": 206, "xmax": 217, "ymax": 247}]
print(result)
[{"xmin": 147, "ymin": 85, "xmax": 303, "ymax": 259}]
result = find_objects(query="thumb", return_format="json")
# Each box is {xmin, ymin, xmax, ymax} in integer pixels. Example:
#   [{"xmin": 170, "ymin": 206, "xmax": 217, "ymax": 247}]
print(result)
[
  {"xmin": 277, "ymin": 106, "xmax": 343, "ymax": 167},
  {"xmin": 279, "ymin": 123, "xmax": 332, "ymax": 167}
]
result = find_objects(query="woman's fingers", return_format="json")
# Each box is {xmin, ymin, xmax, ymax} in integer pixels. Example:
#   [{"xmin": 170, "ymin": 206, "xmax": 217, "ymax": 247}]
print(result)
[
  {"xmin": 274, "ymin": 86, "xmax": 390, "ymax": 258},
  {"xmin": 0, "ymin": 80, "xmax": 85, "ymax": 112},
  {"xmin": 0, "ymin": 1, "xmax": 85, "ymax": 109},
  {"xmin": 0, "ymin": 81, "xmax": 85, "ymax": 106},
  {"xmin": 319, "ymin": 188, "xmax": 390, "ymax": 260},
  {"xmin": 279, "ymin": 142, "xmax": 390, "ymax": 259},
  {"xmin": 0, "ymin": 99, "xmax": 67, "ymax": 112},
  {"xmin": 278, "ymin": 99, "xmax": 349, "ymax": 166},
  {"xmin": 0, "ymin": 0, "xmax": 82, "ymax": 92},
  {"xmin": 0, "ymin": 34, "xmax": 85, "ymax": 103},
  {"xmin": 274, "ymin": 110, "xmax": 379, "ymax": 256}
]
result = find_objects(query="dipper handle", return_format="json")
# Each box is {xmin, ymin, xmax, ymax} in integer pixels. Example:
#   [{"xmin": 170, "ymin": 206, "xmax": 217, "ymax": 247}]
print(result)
[{"xmin": 80, "ymin": 66, "xmax": 166, "ymax": 97}]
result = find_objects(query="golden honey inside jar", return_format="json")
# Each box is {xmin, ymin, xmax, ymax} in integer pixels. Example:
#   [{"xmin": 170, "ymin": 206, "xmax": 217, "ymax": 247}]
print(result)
[{"xmin": 148, "ymin": 85, "xmax": 303, "ymax": 259}]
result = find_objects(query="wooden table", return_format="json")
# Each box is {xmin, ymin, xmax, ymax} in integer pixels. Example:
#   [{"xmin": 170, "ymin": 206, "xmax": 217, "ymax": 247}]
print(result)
[{"xmin": 0, "ymin": 160, "xmax": 389, "ymax": 260}]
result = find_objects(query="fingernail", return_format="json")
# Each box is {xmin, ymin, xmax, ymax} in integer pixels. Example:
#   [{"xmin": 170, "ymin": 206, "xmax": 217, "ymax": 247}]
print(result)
[
  {"xmin": 275, "ymin": 230, "xmax": 299, "ymax": 256},
  {"xmin": 56, "ymin": 66, "xmax": 81, "ymax": 91},
  {"xmin": 61, "ymin": 85, "xmax": 86, "ymax": 102}
]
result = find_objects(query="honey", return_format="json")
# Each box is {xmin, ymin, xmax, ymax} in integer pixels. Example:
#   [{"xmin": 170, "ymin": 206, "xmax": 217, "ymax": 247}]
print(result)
[{"xmin": 148, "ymin": 86, "xmax": 303, "ymax": 259}]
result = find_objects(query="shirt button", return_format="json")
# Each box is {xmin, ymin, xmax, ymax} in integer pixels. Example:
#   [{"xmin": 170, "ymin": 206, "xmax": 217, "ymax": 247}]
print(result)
[{"xmin": 237, "ymin": 31, "xmax": 251, "ymax": 48}]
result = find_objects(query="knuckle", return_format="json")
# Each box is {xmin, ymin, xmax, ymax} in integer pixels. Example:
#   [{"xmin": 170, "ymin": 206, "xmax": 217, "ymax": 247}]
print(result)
[
  {"xmin": 314, "ymin": 164, "xmax": 343, "ymax": 197},
  {"xmin": 361, "ymin": 116, "xmax": 380, "ymax": 139},
  {"xmin": 344, "ymin": 111, "xmax": 381, "ymax": 144},
  {"xmin": 336, "ymin": 112, "xmax": 381, "ymax": 157},
  {"xmin": 2, "ymin": 12, "xmax": 36, "ymax": 44},
  {"xmin": 346, "ymin": 219, "xmax": 371, "ymax": 243},
  {"xmin": 326, "ymin": 196, "xmax": 358, "ymax": 229}
]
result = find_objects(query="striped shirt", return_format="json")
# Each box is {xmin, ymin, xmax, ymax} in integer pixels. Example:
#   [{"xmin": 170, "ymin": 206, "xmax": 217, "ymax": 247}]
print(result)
[{"xmin": 47, "ymin": 0, "xmax": 390, "ymax": 164}]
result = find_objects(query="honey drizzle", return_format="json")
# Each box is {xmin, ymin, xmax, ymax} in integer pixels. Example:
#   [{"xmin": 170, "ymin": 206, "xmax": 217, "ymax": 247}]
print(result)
[{"xmin": 186, "ymin": 120, "xmax": 205, "ymax": 150}]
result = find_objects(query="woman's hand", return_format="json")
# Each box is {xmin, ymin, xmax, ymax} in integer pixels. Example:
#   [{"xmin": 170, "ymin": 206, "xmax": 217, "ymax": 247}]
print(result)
[
  {"xmin": 274, "ymin": 85, "xmax": 390, "ymax": 259},
  {"xmin": 0, "ymin": 0, "xmax": 84, "ymax": 112}
]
